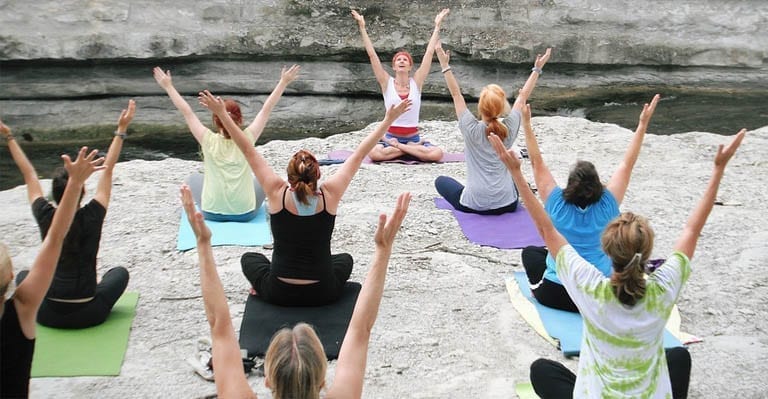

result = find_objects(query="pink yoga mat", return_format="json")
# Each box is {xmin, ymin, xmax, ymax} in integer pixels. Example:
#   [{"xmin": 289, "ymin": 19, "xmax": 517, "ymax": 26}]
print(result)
[
  {"xmin": 324, "ymin": 150, "xmax": 464, "ymax": 164},
  {"xmin": 434, "ymin": 198, "xmax": 545, "ymax": 249}
]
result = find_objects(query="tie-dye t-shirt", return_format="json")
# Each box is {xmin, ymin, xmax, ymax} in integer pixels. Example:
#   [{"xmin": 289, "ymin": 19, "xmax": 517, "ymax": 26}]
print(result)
[{"xmin": 556, "ymin": 245, "xmax": 691, "ymax": 398}]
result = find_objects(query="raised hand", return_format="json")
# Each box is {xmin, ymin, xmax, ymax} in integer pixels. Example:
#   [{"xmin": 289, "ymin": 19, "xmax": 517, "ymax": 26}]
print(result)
[
  {"xmin": 534, "ymin": 48, "xmax": 552, "ymax": 70},
  {"xmin": 374, "ymin": 192, "xmax": 411, "ymax": 250},
  {"xmin": 715, "ymin": 128, "xmax": 746, "ymax": 168},
  {"xmin": 384, "ymin": 99, "xmax": 412, "ymax": 123},
  {"xmin": 0, "ymin": 118, "xmax": 11, "ymax": 138},
  {"xmin": 62, "ymin": 146, "xmax": 105, "ymax": 184},
  {"xmin": 638, "ymin": 94, "xmax": 661, "ymax": 127},
  {"xmin": 351, "ymin": 9, "xmax": 365, "ymax": 26},
  {"xmin": 434, "ymin": 8, "xmax": 450, "ymax": 27},
  {"xmin": 198, "ymin": 90, "xmax": 226, "ymax": 116},
  {"xmin": 280, "ymin": 64, "xmax": 301, "ymax": 85},
  {"xmin": 180, "ymin": 184, "xmax": 212, "ymax": 243},
  {"xmin": 489, "ymin": 133, "xmax": 521, "ymax": 171},
  {"xmin": 436, "ymin": 42, "xmax": 450, "ymax": 67},
  {"xmin": 117, "ymin": 99, "xmax": 136, "ymax": 132},
  {"xmin": 521, "ymin": 103, "xmax": 532, "ymax": 125},
  {"xmin": 153, "ymin": 67, "xmax": 173, "ymax": 89}
]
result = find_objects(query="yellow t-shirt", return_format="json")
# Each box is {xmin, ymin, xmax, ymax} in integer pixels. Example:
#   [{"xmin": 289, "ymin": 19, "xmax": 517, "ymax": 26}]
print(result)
[{"xmin": 200, "ymin": 128, "xmax": 256, "ymax": 215}]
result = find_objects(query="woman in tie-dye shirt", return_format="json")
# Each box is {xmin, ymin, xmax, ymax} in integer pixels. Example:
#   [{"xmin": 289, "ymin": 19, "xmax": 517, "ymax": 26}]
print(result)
[{"xmin": 490, "ymin": 125, "xmax": 746, "ymax": 398}]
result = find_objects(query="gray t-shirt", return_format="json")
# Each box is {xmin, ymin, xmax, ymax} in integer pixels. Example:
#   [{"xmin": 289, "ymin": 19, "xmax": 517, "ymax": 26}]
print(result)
[{"xmin": 458, "ymin": 108, "xmax": 522, "ymax": 210}]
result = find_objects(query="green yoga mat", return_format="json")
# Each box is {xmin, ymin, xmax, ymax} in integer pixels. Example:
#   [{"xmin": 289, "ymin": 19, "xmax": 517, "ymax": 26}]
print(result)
[
  {"xmin": 515, "ymin": 382, "xmax": 539, "ymax": 399},
  {"xmin": 30, "ymin": 292, "xmax": 139, "ymax": 377}
]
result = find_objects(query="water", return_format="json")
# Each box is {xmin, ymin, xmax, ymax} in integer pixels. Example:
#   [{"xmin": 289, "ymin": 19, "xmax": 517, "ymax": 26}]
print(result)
[{"xmin": 2, "ymin": 92, "xmax": 766, "ymax": 191}]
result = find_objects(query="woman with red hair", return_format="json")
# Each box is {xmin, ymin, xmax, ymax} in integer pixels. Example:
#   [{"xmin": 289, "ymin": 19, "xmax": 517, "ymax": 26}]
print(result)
[
  {"xmin": 199, "ymin": 89, "xmax": 411, "ymax": 306},
  {"xmin": 153, "ymin": 65, "xmax": 300, "ymax": 222},
  {"xmin": 351, "ymin": 8, "xmax": 449, "ymax": 162},
  {"xmin": 433, "ymin": 43, "xmax": 551, "ymax": 214}
]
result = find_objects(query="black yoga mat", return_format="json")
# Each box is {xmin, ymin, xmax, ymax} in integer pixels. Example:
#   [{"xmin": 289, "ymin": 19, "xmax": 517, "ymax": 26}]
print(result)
[{"xmin": 238, "ymin": 282, "xmax": 361, "ymax": 360}]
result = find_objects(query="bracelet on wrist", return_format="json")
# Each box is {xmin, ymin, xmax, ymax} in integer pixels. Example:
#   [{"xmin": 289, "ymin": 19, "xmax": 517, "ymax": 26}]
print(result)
[
  {"xmin": 114, "ymin": 130, "xmax": 127, "ymax": 139},
  {"xmin": 531, "ymin": 67, "xmax": 543, "ymax": 74},
  {"xmin": 441, "ymin": 66, "xmax": 452, "ymax": 74},
  {"xmin": 4, "ymin": 134, "xmax": 15, "ymax": 141}
]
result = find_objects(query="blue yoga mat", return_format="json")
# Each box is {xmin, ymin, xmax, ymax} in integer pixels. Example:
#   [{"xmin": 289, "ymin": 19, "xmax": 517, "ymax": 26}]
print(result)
[
  {"xmin": 177, "ymin": 205, "xmax": 272, "ymax": 251},
  {"xmin": 513, "ymin": 272, "xmax": 682, "ymax": 357}
]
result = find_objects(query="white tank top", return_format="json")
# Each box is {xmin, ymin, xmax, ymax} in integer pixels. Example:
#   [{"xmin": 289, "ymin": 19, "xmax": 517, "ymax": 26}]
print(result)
[{"xmin": 382, "ymin": 77, "xmax": 421, "ymax": 128}]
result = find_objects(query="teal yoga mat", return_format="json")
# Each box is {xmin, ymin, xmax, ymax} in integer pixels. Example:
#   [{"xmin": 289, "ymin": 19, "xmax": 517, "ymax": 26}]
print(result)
[
  {"xmin": 512, "ymin": 272, "xmax": 682, "ymax": 357},
  {"xmin": 30, "ymin": 292, "xmax": 139, "ymax": 377},
  {"xmin": 177, "ymin": 205, "xmax": 272, "ymax": 251}
]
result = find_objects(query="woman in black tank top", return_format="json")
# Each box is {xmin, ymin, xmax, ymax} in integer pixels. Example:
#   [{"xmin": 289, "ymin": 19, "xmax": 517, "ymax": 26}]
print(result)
[
  {"xmin": 0, "ymin": 144, "xmax": 103, "ymax": 398},
  {"xmin": 199, "ymin": 88, "xmax": 411, "ymax": 306}
]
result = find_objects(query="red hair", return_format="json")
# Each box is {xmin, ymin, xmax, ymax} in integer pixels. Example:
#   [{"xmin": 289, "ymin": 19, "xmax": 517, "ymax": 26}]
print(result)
[
  {"xmin": 478, "ymin": 84, "xmax": 509, "ymax": 140},
  {"xmin": 391, "ymin": 51, "xmax": 414, "ymax": 67},
  {"xmin": 212, "ymin": 99, "xmax": 243, "ymax": 139}
]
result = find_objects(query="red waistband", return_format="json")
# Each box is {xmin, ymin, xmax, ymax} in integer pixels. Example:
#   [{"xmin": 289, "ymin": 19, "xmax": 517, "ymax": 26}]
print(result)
[{"xmin": 388, "ymin": 126, "xmax": 419, "ymax": 135}]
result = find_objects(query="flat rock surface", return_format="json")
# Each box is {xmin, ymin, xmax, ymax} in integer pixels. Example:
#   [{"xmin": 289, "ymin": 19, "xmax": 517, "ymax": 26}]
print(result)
[{"xmin": 1, "ymin": 117, "xmax": 766, "ymax": 398}]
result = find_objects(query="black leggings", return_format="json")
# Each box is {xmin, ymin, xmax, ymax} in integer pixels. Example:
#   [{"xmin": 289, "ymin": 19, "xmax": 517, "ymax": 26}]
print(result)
[
  {"xmin": 16, "ymin": 267, "xmax": 129, "ymax": 329},
  {"xmin": 241, "ymin": 252, "xmax": 353, "ymax": 307},
  {"xmin": 434, "ymin": 175, "xmax": 518, "ymax": 215},
  {"xmin": 521, "ymin": 246, "xmax": 578, "ymax": 313},
  {"xmin": 530, "ymin": 347, "xmax": 692, "ymax": 399}
]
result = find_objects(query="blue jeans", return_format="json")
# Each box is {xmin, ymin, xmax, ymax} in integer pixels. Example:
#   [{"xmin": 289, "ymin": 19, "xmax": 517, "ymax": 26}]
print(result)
[{"xmin": 434, "ymin": 175, "xmax": 518, "ymax": 215}]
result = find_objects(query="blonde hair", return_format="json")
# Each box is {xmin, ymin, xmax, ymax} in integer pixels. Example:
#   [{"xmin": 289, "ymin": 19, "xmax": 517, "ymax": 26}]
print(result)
[
  {"xmin": 478, "ymin": 84, "xmax": 510, "ymax": 141},
  {"xmin": 601, "ymin": 212, "xmax": 655, "ymax": 306},
  {"xmin": 265, "ymin": 323, "xmax": 327, "ymax": 399},
  {"xmin": 0, "ymin": 243, "xmax": 12, "ymax": 314}
]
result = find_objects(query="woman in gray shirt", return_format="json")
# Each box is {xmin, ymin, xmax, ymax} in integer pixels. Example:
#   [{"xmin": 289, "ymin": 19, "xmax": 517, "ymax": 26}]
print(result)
[{"xmin": 434, "ymin": 43, "xmax": 551, "ymax": 214}]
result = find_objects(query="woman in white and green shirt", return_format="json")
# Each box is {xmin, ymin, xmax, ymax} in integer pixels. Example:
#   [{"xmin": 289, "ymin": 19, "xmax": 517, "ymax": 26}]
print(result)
[{"xmin": 490, "ymin": 125, "xmax": 746, "ymax": 398}]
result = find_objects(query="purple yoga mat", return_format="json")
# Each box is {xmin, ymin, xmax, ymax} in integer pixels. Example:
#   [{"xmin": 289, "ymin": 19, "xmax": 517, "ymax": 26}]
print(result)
[
  {"xmin": 434, "ymin": 198, "xmax": 545, "ymax": 249},
  {"xmin": 325, "ymin": 150, "xmax": 464, "ymax": 164}
]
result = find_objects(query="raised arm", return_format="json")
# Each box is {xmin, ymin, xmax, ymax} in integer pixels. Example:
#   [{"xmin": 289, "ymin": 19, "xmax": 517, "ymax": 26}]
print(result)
[
  {"xmin": 326, "ymin": 192, "xmax": 410, "ymax": 399},
  {"xmin": 153, "ymin": 67, "xmax": 208, "ymax": 143},
  {"xmin": 490, "ymin": 134, "xmax": 567, "ymax": 256},
  {"xmin": 435, "ymin": 42, "xmax": 467, "ymax": 118},
  {"xmin": 521, "ymin": 103, "xmax": 557, "ymax": 202},
  {"xmin": 198, "ymin": 90, "xmax": 285, "ymax": 197},
  {"xmin": 351, "ymin": 10, "xmax": 390, "ymax": 91},
  {"xmin": 94, "ymin": 99, "xmax": 135, "ymax": 209},
  {"xmin": 412, "ymin": 8, "xmax": 450, "ymax": 88},
  {"xmin": 674, "ymin": 129, "xmax": 745, "ymax": 259},
  {"xmin": 321, "ymin": 100, "xmax": 410, "ymax": 202},
  {"xmin": 180, "ymin": 185, "xmax": 256, "ymax": 399},
  {"xmin": 14, "ymin": 147, "xmax": 105, "ymax": 336},
  {"xmin": 512, "ymin": 48, "xmax": 552, "ymax": 111},
  {"xmin": 1, "ymin": 119, "xmax": 44, "ymax": 203},
  {"xmin": 245, "ymin": 65, "xmax": 301, "ymax": 142},
  {"xmin": 606, "ymin": 94, "xmax": 660, "ymax": 204}
]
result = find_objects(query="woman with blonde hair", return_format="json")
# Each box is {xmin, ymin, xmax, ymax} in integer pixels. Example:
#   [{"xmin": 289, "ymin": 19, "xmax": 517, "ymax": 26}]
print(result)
[
  {"xmin": 433, "ymin": 43, "xmax": 551, "ymax": 214},
  {"xmin": 154, "ymin": 65, "xmax": 300, "ymax": 221},
  {"xmin": 491, "ymin": 125, "xmax": 746, "ymax": 398},
  {"xmin": 351, "ymin": 8, "xmax": 449, "ymax": 162},
  {"xmin": 180, "ymin": 183, "xmax": 410, "ymax": 398},
  {"xmin": 0, "ymin": 147, "xmax": 104, "ymax": 397},
  {"xmin": 199, "ymin": 89, "xmax": 410, "ymax": 306}
]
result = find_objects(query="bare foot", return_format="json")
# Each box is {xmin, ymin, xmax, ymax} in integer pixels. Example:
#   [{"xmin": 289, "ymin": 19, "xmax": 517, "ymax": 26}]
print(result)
[
  {"xmin": 249, "ymin": 287, "xmax": 259, "ymax": 296},
  {"xmin": 386, "ymin": 137, "xmax": 400, "ymax": 148}
]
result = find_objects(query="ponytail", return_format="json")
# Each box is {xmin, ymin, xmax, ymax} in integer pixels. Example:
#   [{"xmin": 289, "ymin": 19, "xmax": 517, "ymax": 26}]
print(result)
[
  {"xmin": 478, "ymin": 84, "xmax": 509, "ymax": 141},
  {"xmin": 287, "ymin": 150, "xmax": 320, "ymax": 205},
  {"xmin": 602, "ymin": 212, "xmax": 655, "ymax": 307}
]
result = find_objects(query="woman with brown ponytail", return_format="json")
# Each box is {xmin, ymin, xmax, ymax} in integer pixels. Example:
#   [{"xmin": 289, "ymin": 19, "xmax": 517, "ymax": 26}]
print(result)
[
  {"xmin": 490, "ymin": 125, "xmax": 746, "ymax": 398},
  {"xmin": 198, "ymin": 89, "xmax": 411, "ymax": 306},
  {"xmin": 433, "ymin": 43, "xmax": 551, "ymax": 214}
]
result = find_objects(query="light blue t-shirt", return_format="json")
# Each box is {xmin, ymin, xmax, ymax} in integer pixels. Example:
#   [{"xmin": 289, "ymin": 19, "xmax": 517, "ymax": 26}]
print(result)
[
  {"xmin": 457, "ymin": 108, "xmax": 522, "ymax": 210},
  {"xmin": 543, "ymin": 186, "xmax": 620, "ymax": 284}
]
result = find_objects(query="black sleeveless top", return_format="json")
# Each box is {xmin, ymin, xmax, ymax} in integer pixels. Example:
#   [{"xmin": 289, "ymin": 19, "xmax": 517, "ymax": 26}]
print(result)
[
  {"xmin": 270, "ymin": 187, "xmax": 336, "ymax": 280},
  {"xmin": 1, "ymin": 298, "xmax": 35, "ymax": 398}
]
